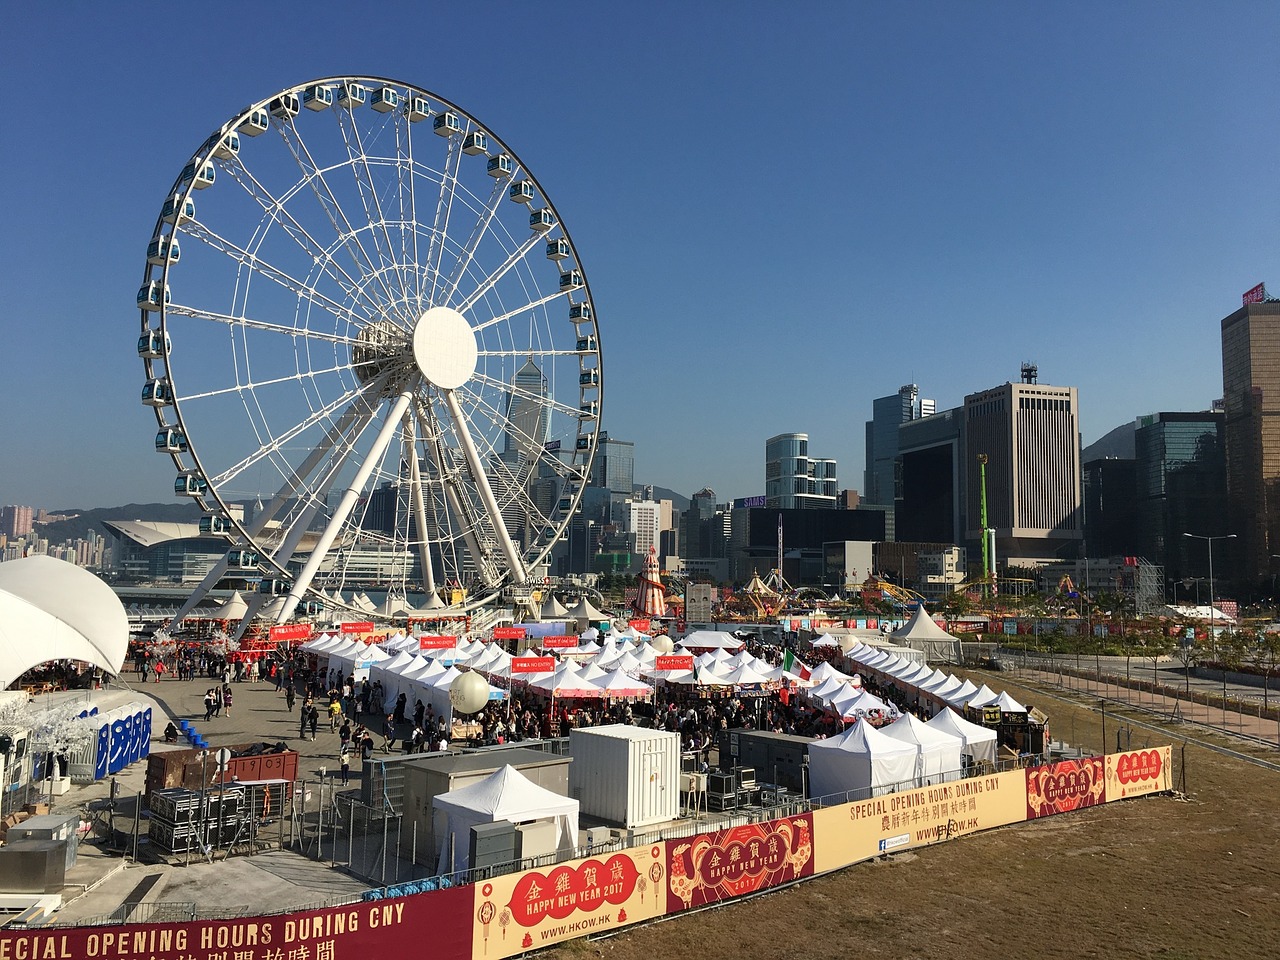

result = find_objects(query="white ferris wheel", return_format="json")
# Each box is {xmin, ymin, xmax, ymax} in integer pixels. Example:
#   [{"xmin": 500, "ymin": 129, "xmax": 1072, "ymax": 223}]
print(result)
[{"xmin": 137, "ymin": 77, "xmax": 602, "ymax": 623}]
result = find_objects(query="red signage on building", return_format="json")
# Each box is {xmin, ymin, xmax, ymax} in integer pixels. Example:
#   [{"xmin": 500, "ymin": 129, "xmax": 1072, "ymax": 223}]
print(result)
[
  {"xmin": 542, "ymin": 635, "xmax": 578, "ymax": 648},
  {"xmin": 419, "ymin": 635, "xmax": 458, "ymax": 650},
  {"xmin": 1244, "ymin": 282, "xmax": 1267, "ymax": 305},
  {"xmin": 268, "ymin": 623, "xmax": 311, "ymax": 643},
  {"xmin": 512, "ymin": 656, "xmax": 555, "ymax": 673},
  {"xmin": 493, "ymin": 626, "xmax": 527, "ymax": 640},
  {"xmin": 628, "ymin": 619, "xmax": 651, "ymax": 633},
  {"xmin": 340, "ymin": 621, "xmax": 375, "ymax": 634},
  {"xmin": 655, "ymin": 655, "xmax": 694, "ymax": 672}
]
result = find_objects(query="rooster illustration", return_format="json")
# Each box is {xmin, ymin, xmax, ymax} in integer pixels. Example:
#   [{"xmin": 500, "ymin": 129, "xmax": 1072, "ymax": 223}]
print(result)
[
  {"xmin": 668, "ymin": 838, "xmax": 710, "ymax": 909},
  {"xmin": 786, "ymin": 819, "xmax": 812, "ymax": 876}
]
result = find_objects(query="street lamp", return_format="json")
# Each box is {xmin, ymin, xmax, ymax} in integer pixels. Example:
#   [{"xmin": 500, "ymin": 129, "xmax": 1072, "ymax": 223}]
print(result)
[{"xmin": 1184, "ymin": 532, "xmax": 1237, "ymax": 727}]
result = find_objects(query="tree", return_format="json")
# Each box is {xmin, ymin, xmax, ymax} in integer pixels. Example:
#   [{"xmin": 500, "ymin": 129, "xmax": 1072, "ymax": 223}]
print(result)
[{"xmin": 1247, "ymin": 631, "xmax": 1280, "ymax": 713}]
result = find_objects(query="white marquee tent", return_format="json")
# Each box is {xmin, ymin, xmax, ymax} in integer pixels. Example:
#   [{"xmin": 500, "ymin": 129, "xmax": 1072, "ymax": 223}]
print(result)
[
  {"xmin": 434, "ymin": 765, "xmax": 579, "ymax": 873},
  {"xmin": 808, "ymin": 719, "xmax": 917, "ymax": 801},
  {"xmin": 926, "ymin": 707, "xmax": 999, "ymax": 766},
  {"xmin": 880, "ymin": 712, "xmax": 965, "ymax": 785}
]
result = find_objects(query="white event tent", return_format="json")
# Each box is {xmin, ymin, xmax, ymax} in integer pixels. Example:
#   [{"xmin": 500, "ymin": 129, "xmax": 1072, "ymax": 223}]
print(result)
[
  {"xmin": 926, "ymin": 707, "xmax": 998, "ymax": 766},
  {"xmin": 808, "ymin": 719, "xmax": 917, "ymax": 801},
  {"xmin": 879, "ymin": 712, "xmax": 964, "ymax": 785},
  {"xmin": 434, "ymin": 765, "xmax": 579, "ymax": 873}
]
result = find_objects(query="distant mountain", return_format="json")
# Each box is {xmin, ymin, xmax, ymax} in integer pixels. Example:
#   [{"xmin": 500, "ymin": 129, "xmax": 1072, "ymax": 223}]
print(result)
[
  {"xmin": 37, "ymin": 502, "xmax": 208, "ymax": 544},
  {"xmin": 1082, "ymin": 421, "xmax": 1136, "ymax": 462}
]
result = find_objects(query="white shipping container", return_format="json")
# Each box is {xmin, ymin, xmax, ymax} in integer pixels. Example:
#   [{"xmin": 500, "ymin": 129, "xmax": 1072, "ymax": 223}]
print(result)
[{"xmin": 568, "ymin": 725, "xmax": 680, "ymax": 829}]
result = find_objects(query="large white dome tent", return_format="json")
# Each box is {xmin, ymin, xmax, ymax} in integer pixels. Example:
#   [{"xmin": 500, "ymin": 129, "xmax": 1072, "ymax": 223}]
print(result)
[{"xmin": 0, "ymin": 556, "xmax": 129, "ymax": 688}]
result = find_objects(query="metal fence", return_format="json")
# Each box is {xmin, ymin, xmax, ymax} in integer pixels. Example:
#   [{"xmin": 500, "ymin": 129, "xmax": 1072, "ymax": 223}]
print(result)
[{"xmin": 1002, "ymin": 650, "xmax": 1280, "ymax": 747}]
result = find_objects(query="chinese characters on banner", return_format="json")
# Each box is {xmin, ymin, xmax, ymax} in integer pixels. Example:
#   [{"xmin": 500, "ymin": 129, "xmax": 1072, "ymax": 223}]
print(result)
[
  {"xmin": 1105, "ymin": 746, "xmax": 1171, "ymax": 800},
  {"xmin": 1026, "ymin": 757, "xmax": 1106, "ymax": 819},
  {"xmin": 811, "ymin": 770, "xmax": 1027, "ymax": 873},
  {"xmin": 665, "ymin": 814, "xmax": 814, "ymax": 912},
  {"xmin": 471, "ymin": 846, "xmax": 665, "ymax": 958}
]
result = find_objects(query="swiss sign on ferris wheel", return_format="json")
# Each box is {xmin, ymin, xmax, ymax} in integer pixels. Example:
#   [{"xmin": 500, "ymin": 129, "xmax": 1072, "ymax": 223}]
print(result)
[{"xmin": 137, "ymin": 76, "xmax": 602, "ymax": 621}]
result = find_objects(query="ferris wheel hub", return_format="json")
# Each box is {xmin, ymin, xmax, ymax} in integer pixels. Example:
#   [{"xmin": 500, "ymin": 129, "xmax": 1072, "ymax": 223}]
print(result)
[{"xmin": 412, "ymin": 306, "xmax": 477, "ymax": 390}]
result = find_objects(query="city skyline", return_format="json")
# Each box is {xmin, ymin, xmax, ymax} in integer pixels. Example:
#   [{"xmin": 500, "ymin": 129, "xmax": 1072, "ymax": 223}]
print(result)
[{"xmin": 3, "ymin": 4, "xmax": 1279, "ymax": 510}]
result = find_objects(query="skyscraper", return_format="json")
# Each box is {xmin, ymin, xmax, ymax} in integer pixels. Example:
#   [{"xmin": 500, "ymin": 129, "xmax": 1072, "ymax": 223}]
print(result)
[
  {"xmin": 864, "ymin": 384, "xmax": 935, "ymax": 506},
  {"xmin": 1221, "ymin": 298, "xmax": 1280, "ymax": 581},
  {"xmin": 589, "ymin": 432, "xmax": 635, "ymax": 495},
  {"xmin": 963, "ymin": 371, "xmax": 1082, "ymax": 563},
  {"xmin": 765, "ymin": 434, "xmax": 837, "ymax": 510},
  {"xmin": 503, "ymin": 357, "xmax": 550, "ymax": 460},
  {"xmin": 1134, "ymin": 411, "xmax": 1226, "ymax": 580}
]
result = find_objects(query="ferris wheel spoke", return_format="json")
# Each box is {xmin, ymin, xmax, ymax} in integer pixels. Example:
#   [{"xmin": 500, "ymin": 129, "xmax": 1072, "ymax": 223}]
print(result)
[
  {"xmin": 427, "ymin": 136, "xmax": 466, "ymax": 308},
  {"xmin": 220, "ymin": 161, "xmax": 379, "ymax": 317},
  {"xmin": 278, "ymin": 386, "xmax": 417, "ymax": 623},
  {"xmin": 454, "ymin": 228, "xmax": 546, "ymax": 314},
  {"xmin": 465, "ymin": 371, "xmax": 584, "ymax": 421},
  {"xmin": 470, "ymin": 288, "xmax": 573, "ymax": 334},
  {"xmin": 206, "ymin": 375, "xmax": 387, "ymax": 489},
  {"xmin": 179, "ymin": 361, "xmax": 355, "ymax": 404},
  {"xmin": 276, "ymin": 117, "xmax": 400, "ymax": 311},
  {"xmin": 166, "ymin": 301, "xmax": 361, "ymax": 348},
  {"xmin": 438, "ymin": 178, "xmax": 508, "ymax": 307},
  {"xmin": 400, "ymin": 116, "xmax": 425, "ymax": 317},
  {"xmin": 440, "ymin": 388, "xmax": 528, "ymax": 582},
  {"xmin": 332, "ymin": 106, "xmax": 413, "ymax": 319},
  {"xmin": 477, "ymin": 348, "xmax": 582, "ymax": 358}
]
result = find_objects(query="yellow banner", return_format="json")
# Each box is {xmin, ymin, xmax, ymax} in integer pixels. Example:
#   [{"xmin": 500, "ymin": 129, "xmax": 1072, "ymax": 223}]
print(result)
[
  {"xmin": 1105, "ymin": 746, "xmax": 1171, "ymax": 801},
  {"xmin": 812, "ymin": 769, "xmax": 1028, "ymax": 873},
  {"xmin": 471, "ymin": 845, "xmax": 666, "ymax": 959}
]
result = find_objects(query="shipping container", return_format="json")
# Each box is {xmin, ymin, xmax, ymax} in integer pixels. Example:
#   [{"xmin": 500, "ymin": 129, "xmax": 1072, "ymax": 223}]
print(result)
[
  {"xmin": 145, "ymin": 743, "xmax": 298, "ymax": 799},
  {"xmin": 568, "ymin": 725, "xmax": 679, "ymax": 829}
]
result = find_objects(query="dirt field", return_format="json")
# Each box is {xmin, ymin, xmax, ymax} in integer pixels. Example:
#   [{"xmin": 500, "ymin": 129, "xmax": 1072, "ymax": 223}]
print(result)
[{"xmin": 541, "ymin": 674, "xmax": 1280, "ymax": 960}]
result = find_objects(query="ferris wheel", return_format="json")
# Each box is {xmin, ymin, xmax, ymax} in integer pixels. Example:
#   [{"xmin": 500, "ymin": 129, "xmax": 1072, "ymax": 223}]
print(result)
[{"xmin": 137, "ymin": 76, "xmax": 602, "ymax": 621}]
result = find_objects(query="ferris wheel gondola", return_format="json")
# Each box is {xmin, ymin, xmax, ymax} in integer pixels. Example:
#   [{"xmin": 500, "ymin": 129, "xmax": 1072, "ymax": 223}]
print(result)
[{"xmin": 137, "ymin": 76, "xmax": 602, "ymax": 624}]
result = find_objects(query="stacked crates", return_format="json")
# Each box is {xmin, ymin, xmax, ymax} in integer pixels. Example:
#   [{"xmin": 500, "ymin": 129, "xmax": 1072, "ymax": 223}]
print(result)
[{"xmin": 147, "ymin": 786, "xmax": 244, "ymax": 852}]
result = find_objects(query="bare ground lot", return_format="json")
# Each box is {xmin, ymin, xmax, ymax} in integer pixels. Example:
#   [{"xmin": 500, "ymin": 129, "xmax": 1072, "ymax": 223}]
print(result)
[{"xmin": 542, "ymin": 674, "xmax": 1280, "ymax": 960}]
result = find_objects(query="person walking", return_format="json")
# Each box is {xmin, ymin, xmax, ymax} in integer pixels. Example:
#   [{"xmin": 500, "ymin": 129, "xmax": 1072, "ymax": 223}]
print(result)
[
  {"xmin": 339, "ymin": 745, "xmax": 351, "ymax": 786},
  {"xmin": 328, "ymin": 697, "xmax": 343, "ymax": 732},
  {"xmin": 213, "ymin": 686, "xmax": 223, "ymax": 718},
  {"xmin": 154, "ymin": 659, "xmax": 166, "ymax": 683},
  {"xmin": 203, "ymin": 689, "xmax": 216, "ymax": 722},
  {"xmin": 221, "ymin": 683, "xmax": 234, "ymax": 718},
  {"xmin": 307, "ymin": 703, "xmax": 319, "ymax": 741},
  {"xmin": 382, "ymin": 713, "xmax": 396, "ymax": 753},
  {"xmin": 298, "ymin": 703, "xmax": 309, "ymax": 741},
  {"xmin": 285, "ymin": 686, "xmax": 296, "ymax": 713}
]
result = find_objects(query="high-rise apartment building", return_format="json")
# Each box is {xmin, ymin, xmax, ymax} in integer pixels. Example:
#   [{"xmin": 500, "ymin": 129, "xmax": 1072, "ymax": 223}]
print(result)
[
  {"xmin": 1, "ymin": 505, "xmax": 34, "ymax": 539},
  {"xmin": 963, "ymin": 371, "xmax": 1083, "ymax": 563},
  {"xmin": 864, "ymin": 384, "xmax": 934, "ymax": 506},
  {"xmin": 765, "ymin": 434, "xmax": 837, "ymax": 510},
  {"xmin": 1221, "ymin": 299, "xmax": 1280, "ymax": 581}
]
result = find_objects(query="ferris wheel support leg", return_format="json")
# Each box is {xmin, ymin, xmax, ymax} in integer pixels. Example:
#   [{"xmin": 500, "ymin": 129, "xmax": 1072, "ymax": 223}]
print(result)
[
  {"xmin": 277, "ymin": 388, "xmax": 417, "ymax": 624},
  {"xmin": 231, "ymin": 593, "xmax": 268, "ymax": 643},
  {"xmin": 403, "ymin": 412, "xmax": 438, "ymax": 597},
  {"xmin": 442, "ymin": 388, "xmax": 528, "ymax": 584},
  {"xmin": 166, "ymin": 555, "xmax": 233, "ymax": 631},
  {"xmin": 430, "ymin": 428, "xmax": 496, "ymax": 590}
]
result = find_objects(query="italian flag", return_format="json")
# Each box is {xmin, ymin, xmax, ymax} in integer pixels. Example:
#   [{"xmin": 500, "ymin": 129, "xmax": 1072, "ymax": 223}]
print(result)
[{"xmin": 782, "ymin": 650, "xmax": 811, "ymax": 681}]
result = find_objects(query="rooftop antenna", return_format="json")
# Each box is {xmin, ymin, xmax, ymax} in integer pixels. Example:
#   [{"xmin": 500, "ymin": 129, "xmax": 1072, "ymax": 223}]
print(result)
[{"xmin": 1020, "ymin": 362, "xmax": 1038, "ymax": 384}]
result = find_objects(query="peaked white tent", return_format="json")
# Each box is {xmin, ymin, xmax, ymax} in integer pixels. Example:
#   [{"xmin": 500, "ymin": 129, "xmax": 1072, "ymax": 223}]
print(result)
[
  {"xmin": 808, "ymin": 720, "xmax": 917, "ymax": 801},
  {"xmin": 994, "ymin": 691, "xmax": 1028, "ymax": 714},
  {"xmin": 926, "ymin": 707, "xmax": 998, "ymax": 766},
  {"xmin": 880, "ymin": 712, "xmax": 965, "ymax": 785},
  {"xmin": 890, "ymin": 604, "xmax": 959, "ymax": 642},
  {"xmin": 433, "ymin": 765, "xmax": 579, "ymax": 873},
  {"xmin": 680, "ymin": 630, "xmax": 744, "ymax": 651}
]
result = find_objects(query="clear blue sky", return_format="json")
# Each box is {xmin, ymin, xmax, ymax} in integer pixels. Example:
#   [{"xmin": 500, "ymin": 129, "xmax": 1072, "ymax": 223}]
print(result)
[{"xmin": 4, "ymin": 2, "xmax": 1279, "ymax": 511}]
